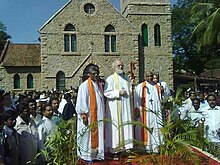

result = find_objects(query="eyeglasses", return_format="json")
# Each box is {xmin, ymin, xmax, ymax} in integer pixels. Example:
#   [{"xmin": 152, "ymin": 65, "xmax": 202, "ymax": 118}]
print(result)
[
  {"xmin": 117, "ymin": 64, "xmax": 124, "ymax": 67},
  {"xmin": 91, "ymin": 73, "xmax": 99, "ymax": 77}
]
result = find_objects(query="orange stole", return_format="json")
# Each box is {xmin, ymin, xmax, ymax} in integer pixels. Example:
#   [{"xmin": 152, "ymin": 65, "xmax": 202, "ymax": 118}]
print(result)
[
  {"xmin": 141, "ymin": 81, "xmax": 148, "ymax": 144},
  {"xmin": 141, "ymin": 82, "xmax": 161, "ymax": 144},
  {"xmin": 88, "ymin": 78, "xmax": 99, "ymax": 149}
]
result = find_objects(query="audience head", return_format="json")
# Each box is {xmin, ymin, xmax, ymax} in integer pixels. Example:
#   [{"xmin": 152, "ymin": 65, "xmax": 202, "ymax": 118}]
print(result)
[
  {"xmin": 2, "ymin": 92, "xmax": 12, "ymax": 107},
  {"xmin": 3, "ymin": 110, "xmax": 18, "ymax": 128},
  {"xmin": 192, "ymin": 98, "xmax": 200, "ymax": 111},
  {"xmin": 207, "ymin": 94, "xmax": 217, "ymax": 109},
  {"xmin": 50, "ymin": 97, "xmax": 59, "ymax": 113},
  {"xmin": 153, "ymin": 73, "xmax": 159, "ymax": 84},
  {"xmin": 188, "ymin": 90, "xmax": 196, "ymax": 101},
  {"xmin": 41, "ymin": 103, "xmax": 53, "ymax": 119},
  {"xmin": 17, "ymin": 102, "xmax": 30, "ymax": 121}
]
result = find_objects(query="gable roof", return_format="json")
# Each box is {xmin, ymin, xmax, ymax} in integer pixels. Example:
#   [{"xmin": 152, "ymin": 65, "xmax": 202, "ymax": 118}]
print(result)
[
  {"xmin": 0, "ymin": 40, "xmax": 41, "ymax": 67},
  {"xmin": 39, "ymin": 0, "xmax": 137, "ymax": 32},
  {"xmin": 39, "ymin": 0, "xmax": 72, "ymax": 31}
]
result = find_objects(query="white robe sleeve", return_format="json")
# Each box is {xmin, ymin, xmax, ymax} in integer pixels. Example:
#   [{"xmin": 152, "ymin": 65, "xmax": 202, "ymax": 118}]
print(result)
[
  {"xmin": 104, "ymin": 76, "xmax": 120, "ymax": 99},
  {"xmin": 75, "ymin": 81, "xmax": 90, "ymax": 115}
]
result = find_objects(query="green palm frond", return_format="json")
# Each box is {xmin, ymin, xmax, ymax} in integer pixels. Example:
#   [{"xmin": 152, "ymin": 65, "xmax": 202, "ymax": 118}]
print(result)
[
  {"xmin": 204, "ymin": 8, "xmax": 220, "ymax": 45},
  {"xmin": 191, "ymin": 3, "xmax": 215, "ymax": 20},
  {"xmin": 191, "ymin": 2, "xmax": 220, "ymax": 50}
]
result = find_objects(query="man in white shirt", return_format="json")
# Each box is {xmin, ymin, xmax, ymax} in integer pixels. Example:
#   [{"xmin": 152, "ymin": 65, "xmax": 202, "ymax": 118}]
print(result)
[
  {"xmin": 201, "ymin": 94, "xmax": 220, "ymax": 143},
  {"xmin": 38, "ymin": 104, "xmax": 56, "ymax": 163},
  {"xmin": 15, "ymin": 102, "xmax": 39, "ymax": 165}
]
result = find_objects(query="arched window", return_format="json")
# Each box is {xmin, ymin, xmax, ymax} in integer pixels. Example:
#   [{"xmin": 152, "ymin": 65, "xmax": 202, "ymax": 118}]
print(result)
[
  {"xmin": 142, "ymin": 24, "xmax": 148, "ymax": 47},
  {"xmin": 105, "ymin": 25, "xmax": 116, "ymax": 52},
  {"xmin": 27, "ymin": 74, "xmax": 34, "ymax": 88},
  {"xmin": 154, "ymin": 24, "xmax": 161, "ymax": 46},
  {"xmin": 14, "ymin": 74, "xmax": 20, "ymax": 89},
  {"xmin": 64, "ymin": 24, "xmax": 77, "ymax": 52},
  {"xmin": 56, "ymin": 71, "xmax": 66, "ymax": 91}
]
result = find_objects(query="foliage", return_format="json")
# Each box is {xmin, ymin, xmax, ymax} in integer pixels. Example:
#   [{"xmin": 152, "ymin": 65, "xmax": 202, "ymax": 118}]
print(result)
[
  {"xmin": 0, "ymin": 21, "xmax": 10, "ymax": 54},
  {"xmin": 172, "ymin": 0, "xmax": 220, "ymax": 74},
  {"xmin": 172, "ymin": 0, "xmax": 206, "ymax": 74},
  {"xmin": 191, "ymin": 1, "xmax": 220, "ymax": 50},
  {"xmin": 190, "ymin": 1, "xmax": 220, "ymax": 72},
  {"xmin": 43, "ymin": 117, "xmax": 79, "ymax": 165}
]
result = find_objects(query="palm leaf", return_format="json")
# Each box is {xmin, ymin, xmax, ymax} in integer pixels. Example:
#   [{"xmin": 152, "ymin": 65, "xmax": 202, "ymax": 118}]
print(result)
[{"xmin": 204, "ymin": 8, "xmax": 220, "ymax": 46}]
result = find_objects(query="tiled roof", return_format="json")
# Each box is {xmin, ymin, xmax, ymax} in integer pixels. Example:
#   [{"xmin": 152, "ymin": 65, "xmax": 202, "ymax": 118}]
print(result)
[{"xmin": 0, "ymin": 41, "xmax": 41, "ymax": 67}]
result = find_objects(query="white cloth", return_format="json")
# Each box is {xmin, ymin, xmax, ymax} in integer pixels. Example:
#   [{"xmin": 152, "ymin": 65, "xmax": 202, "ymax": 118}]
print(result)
[
  {"xmin": 179, "ymin": 98, "xmax": 193, "ymax": 120},
  {"xmin": 158, "ymin": 81, "xmax": 171, "ymax": 98},
  {"xmin": 187, "ymin": 108, "xmax": 204, "ymax": 126},
  {"xmin": 30, "ymin": 113, "xmax": 42, "ymax": 126},
  {"xmin": 134, "ymin": 81, "xmax": 162, "ymax": 152},
  {"xmin": 76, "ymin": 79, "xmax": 105, "ymax": 161},
  {"xmin": 200, "ymin": 100, "xmax": 208, "ymax": 109},
  {"xmin": 58, "ymin": 99, "xmax": 67, "ymax": 114},
  {"xmin": 15, "ymin": 116, "xmax": 39, "ymax": 165},
  {"xmin": 38, "ymin": 116, "xmax": 56, "ymax": 152},
  {"xmin": 104, "ymin": 73, "xmax": 133, "ymax": 153},
  {"xmin": 201, "ymin": 106, "xmax": 220, "ymax": 142}
]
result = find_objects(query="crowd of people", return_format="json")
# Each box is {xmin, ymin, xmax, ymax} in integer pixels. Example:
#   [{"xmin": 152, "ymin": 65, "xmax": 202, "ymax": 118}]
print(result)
[
  {"xmin": 0, "ymin": 58, "xmax": 219, "ymax": 164},
  {"xmin": 0, "ymin": 90, "xmax": 76, "ymax": 164}
]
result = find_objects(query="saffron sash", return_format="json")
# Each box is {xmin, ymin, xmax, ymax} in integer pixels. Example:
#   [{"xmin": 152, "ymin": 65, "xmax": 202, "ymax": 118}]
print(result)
[
  {"xmin": 88, "ymin": 77, "xmax": 99, "ymax": 149},
  {"xmin": 141, "ymin": 82, "xmax": 161, "ymax": 145}
]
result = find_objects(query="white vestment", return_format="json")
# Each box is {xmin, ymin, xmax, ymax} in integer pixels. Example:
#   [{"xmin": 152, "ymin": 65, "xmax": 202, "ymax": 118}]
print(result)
[
  {"xmin": 201, "ymin": 106, "xmax": 220, "ymax": 143},
  {"xmin": 134, "ymin": 81, "xmax": 162, "ymax": 152},
  {"xmin": 76, "ymin": 79, "xmax": 105, "ymax": 161},
  {"xmin": 104, "ymin": 73, "xmax": 133, "ymax": 153}
]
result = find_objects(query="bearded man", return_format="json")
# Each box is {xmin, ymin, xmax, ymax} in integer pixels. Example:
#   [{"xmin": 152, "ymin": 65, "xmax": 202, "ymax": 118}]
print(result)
[{"xmin": 104, "ymin": 59, "xmax": 133, "ymax": 158}]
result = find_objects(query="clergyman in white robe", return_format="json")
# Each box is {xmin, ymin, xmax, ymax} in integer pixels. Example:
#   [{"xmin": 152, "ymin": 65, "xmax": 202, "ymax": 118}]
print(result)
[
  {"xmin": 76, "ymin": 78, "xmax": 105, "ymax": 161},
  {"xmin": 134, "ymin": 71, "xmax": 163, "ymax": 152},
  {"xmin": 104, "ymin": 72, "xmax": 133, "ymax": 153}
]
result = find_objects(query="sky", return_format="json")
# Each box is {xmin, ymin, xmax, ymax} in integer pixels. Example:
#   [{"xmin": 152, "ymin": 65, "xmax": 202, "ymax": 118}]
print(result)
[{"xmin": 0, "ymin": 0, "xmax": 178, "ymax": 44}]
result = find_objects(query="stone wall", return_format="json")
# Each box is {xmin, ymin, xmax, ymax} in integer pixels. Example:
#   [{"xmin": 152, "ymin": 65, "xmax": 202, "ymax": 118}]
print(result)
[
  {"xmin": 0, "ymin": 66, "xmax": 41, "ymax": 93},
  {"xmin": 40, "ymin": 0, "xmax": 139, "ymax": 90},
  {"xmin": 121, "ymin": 0, "xmax": 173, "ymax": 87}
]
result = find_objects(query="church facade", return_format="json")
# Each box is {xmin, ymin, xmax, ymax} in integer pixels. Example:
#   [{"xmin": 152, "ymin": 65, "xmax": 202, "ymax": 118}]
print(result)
[{"xmin": 0, "ymin": 0, "xmax": 173, "ymax": 92}]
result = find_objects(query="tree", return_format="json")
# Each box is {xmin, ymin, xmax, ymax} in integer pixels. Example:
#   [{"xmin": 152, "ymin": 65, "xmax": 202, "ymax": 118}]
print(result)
[
  {"xmin": 191, "ymin": 1, "xmax": 220, "ymax": 50},
  {"xmin": 191, "ymin": 1, "xmax": 220, "ymax": 75},
  {"xmin": 172, "ymin": 0, "xmax": 207, "ymax": 74},
  {"xmin": 0, "ymin": 21, "xmax": 11, "ymax": 54}
]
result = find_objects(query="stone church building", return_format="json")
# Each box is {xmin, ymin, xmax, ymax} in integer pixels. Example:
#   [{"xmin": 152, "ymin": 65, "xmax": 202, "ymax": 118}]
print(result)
[{"xmin": 0, "ymin": 0, "xmax": 173, "ymax": 92}]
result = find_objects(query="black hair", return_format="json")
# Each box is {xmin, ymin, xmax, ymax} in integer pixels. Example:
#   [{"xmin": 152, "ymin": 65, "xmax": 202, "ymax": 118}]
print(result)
[
  {"xmin": 64, "ymin": 93, "xmax": 72, "ymax": 100},
  {"xmin": 41, "ymin": 103, "xmax": 52, "ymax": 112},
  {"xmin": 2, "ymin": 110, "xmax": 18, "ymax": 121},
  {"xmin": 207, "ymin": 94, "xmax": 217, "ymax": 101},
  {"xmin": 17, "ymin": 102, "xmax": 29, "ymax": 114}
]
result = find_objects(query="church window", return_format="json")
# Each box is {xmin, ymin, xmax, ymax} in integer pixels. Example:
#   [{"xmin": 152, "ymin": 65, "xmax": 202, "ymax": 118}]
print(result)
[
  {"xmin": 56, "ymin": 71, "xmax": 66, "ymax": 91},
  {"xmin": 84, "ymin": 3, "xmax": 95, "ymax": 14},
  {"xmin": 14, "ymin": 74, "xmax": 20, "ymax": 89},
  {"xmin": 105, "ymin": 25, "xmax": 116, "ymax": 52},
  {"xmin": 142, "ymin": 24, "xmax": 148, "ymax": 47},
  {"xmin": 154, "ymin": 24, "xmax": 161, "ymax": 46},
  {"xmin": 64, "ymin": 24, "xmax": 77, "ymax": 52},
  {"xmin": 27, "ymin": 74, "xmax": 34, "ymax": 88}
]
